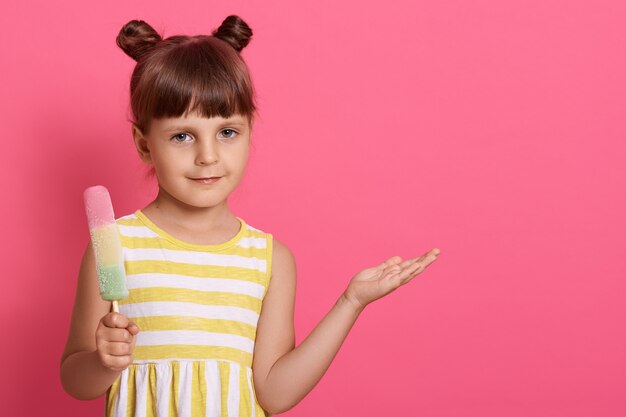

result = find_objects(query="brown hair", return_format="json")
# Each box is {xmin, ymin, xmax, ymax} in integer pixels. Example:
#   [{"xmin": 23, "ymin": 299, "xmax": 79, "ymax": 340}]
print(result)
[{"xmin": 116, "ymin": 15, "xmax": 258, "ymax": 137}]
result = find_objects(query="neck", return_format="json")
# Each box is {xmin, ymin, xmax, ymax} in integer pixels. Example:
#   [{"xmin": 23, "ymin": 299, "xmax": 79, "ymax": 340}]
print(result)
[{"xmin": 143, "ymin": 185, "xmax": 234, "ymax": 232}]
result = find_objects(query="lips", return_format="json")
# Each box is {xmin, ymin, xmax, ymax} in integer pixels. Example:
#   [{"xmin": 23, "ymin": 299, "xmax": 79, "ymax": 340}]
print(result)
[{"xmin": 190, "ymin": 176, "xmax": 221, "ymax": 184}]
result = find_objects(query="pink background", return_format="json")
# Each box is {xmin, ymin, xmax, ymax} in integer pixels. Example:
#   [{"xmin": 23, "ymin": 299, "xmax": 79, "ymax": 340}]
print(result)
[{"xmin": 2, "ymin": 0, "xmax": 625, "ymax": 415}]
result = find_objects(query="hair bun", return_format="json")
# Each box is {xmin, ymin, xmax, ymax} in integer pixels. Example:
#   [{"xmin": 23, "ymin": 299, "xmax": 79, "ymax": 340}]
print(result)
[
  {"xmin": 212, "ymin": 15, "xmax": 253, "ymax": 53},
  {"xmin": 116, "ymin": 20, "xmax": 162, "ymax": 61}
]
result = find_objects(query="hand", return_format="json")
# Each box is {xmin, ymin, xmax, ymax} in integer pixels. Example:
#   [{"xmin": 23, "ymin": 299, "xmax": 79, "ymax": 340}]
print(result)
[
  {"xmin": 343, "ymin": 248, "xmax": 441, "ymax": 310},
  {"xmin": 95, "ymin": 312, "xmax": 140, "ymax": 372}
]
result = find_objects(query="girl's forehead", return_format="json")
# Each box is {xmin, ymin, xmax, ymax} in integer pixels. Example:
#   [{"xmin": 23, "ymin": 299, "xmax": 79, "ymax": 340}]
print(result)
[{"xmin": 149, "ymin": 113, "xmax": 250, "ymax": 133}]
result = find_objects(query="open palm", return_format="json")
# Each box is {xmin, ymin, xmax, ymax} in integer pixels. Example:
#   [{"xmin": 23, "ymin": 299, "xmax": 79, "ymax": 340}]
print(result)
[{"xmin": 343, "ymin": 248, "xmax": 441, "ymax": 310}]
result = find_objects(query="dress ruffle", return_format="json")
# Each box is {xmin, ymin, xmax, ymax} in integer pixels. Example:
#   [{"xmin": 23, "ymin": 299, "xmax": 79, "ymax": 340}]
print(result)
[{"xmin": 105, "ymin": 359, "xmax": 271, "ymax": 417}]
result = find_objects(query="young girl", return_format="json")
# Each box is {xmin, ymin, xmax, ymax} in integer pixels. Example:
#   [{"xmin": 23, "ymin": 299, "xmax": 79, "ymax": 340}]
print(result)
[{"xmin": 60, "ymin": 15, "xmax": 440, "ymax": 417}]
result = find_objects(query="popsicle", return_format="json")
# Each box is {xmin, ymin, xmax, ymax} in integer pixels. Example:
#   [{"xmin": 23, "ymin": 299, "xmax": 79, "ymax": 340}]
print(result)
[{"xmin": 83, "ymin": 185, "xmax": 128, "ymax": 313}]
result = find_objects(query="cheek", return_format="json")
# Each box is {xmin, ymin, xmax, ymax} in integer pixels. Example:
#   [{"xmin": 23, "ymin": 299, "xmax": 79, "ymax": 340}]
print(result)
[
  {"xmin": 223, "ymin": 160, "xmax": 245, "ymax": 177},
  {"xmin": 151, "ymin": 160, "xmax": 178, "ymax": 184},
  {"xmin": 152, "ymin": 150, "xmax": 185, "ymax": 171},
  {"xmin": 227, "ymin": 148, "xmax": 249, "ymax": 168}
]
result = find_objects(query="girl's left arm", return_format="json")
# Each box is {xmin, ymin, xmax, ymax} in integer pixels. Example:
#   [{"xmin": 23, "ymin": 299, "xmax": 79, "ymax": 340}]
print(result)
[{"xmin": 252, "ymin": 238, "xmax": 440, "ymax": 414}]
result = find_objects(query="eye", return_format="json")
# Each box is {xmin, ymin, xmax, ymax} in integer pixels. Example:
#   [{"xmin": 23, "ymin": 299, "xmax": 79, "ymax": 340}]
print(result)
[
  {"xmin": 171, "ymin": 132, "xmax": 192, "ymax": 143},
  {"xmin": 220, "ymin": 129, "xmax": 238, "ymax": 140}
]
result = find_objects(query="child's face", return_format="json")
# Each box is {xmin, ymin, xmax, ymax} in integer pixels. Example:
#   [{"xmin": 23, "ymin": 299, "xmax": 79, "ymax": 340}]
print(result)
[{"xmin": 132, "ymin": 111, "xmax": 251, "ymax": 209}]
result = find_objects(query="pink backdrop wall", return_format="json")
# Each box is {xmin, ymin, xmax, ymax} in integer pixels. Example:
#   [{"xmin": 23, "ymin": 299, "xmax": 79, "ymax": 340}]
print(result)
[{"xmin": 2, "ymin": 0, "xmax": 625, "ymax": 415}]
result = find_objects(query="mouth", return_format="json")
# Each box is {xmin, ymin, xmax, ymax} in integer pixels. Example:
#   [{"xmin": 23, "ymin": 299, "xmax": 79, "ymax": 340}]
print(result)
[{"xmin": 189, "ymin": 177, "xmax": 222, "ymax": 184}]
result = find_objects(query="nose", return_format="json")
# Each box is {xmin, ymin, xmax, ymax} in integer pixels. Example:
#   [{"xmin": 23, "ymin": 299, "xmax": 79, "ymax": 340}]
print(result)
[{"xmin": 195, "ymin": 140, "xmax": 218, "ymax": 166}]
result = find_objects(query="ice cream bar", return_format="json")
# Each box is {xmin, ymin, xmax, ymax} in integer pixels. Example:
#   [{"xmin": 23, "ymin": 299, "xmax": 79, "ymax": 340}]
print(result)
[{"xmin": 83, "ymin": 185, "xmax": 128, "ymax": 312}]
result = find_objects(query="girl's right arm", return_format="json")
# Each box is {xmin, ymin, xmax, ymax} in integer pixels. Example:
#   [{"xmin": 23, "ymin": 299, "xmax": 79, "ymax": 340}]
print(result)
[{"xmin": 60, "ymin": 240, "xmax": 139, "ymax": 400}]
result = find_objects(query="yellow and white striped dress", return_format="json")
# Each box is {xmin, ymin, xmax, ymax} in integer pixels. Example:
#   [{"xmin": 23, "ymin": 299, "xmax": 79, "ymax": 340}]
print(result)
[{"xmin": 104, "ymin": 210, "xmax": 273, "ymax": 417}]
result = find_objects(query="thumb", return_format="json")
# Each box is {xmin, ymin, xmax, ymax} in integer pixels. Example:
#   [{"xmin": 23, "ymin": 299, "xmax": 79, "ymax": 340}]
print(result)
[{"xmin": 102, "ymin": 312, "xmax": 130, "ymax": 329}]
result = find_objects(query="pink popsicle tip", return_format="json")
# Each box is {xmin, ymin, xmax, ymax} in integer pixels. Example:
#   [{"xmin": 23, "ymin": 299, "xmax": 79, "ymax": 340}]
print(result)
[{"xmin": 84, "ymin": 185, "xmax": 116, "ymax": 228}]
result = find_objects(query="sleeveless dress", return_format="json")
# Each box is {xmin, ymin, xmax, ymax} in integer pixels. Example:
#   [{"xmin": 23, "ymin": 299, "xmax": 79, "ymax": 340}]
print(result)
[{"xmin": 104, "ymin": 210, "xmax": 273, "ymax": 417}]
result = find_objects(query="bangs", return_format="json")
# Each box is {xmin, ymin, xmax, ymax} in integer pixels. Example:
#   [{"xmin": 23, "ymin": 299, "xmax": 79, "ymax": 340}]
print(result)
[{"xmin": 133, "ymin": 37, "xmax": 256, "ymax": 133}]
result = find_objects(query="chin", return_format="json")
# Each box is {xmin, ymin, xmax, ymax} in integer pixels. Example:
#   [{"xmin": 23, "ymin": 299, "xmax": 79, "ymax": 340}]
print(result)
[{"xmin": 182, "ymin": 201, "xmax": 217, "ymax": 209}]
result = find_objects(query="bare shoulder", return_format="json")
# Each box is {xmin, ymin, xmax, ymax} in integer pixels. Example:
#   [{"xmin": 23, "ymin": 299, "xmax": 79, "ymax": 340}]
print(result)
[
  {"xmin": 265, "ymin": 235, "xmax": 298, "ymax": 315},
  {"xmin": 270, "ymin": 236, "xmax": 297, "ymax": 284},
  {"xmin": 252, "ymin": 235, "xmax": 297, "ymax": 409}
]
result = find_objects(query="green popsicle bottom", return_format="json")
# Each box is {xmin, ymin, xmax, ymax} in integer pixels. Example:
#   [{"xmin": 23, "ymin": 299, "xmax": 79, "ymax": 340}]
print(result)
[{"xmin": 97, "ymin": 264, "xmax": 129, "ymax": 301}]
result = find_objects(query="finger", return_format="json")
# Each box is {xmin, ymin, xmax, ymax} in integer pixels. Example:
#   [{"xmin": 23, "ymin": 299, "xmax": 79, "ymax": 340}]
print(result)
[
  {"xmin": 408, "ymin": 254, "xmax": 438, "ymax": 277},
  {"xmin": 425, "ymin": 253, "xmax": 439, "ymax": 264},
  {"xmin": 127, "ymin": 321, "xmax": 141, "ymax": 335},
  {"xmin": 403, "ymin": 256, "xmax": 424, "ymax": 268},
  {"xmin": 407, "ymin": 248, "xmax": 440, "ymax": 266},
  {"xmin": 383, "ymin": 261, "xmax": 412, "ymax": 278},
  {"xmin": 107, "ymin": 328, "xmax": 135, "ymax": 343},
  {"xmin": 382, "ymin": 256, "xmax": 403, "ymax": 268},
  {"xmin": 106, "ymin": 341, "xmax": 134, "ymax": 356},
  {"xmin": 103, "ymin": 354, "xmax": 133, "ymax": 371},
  {"xmin": 384, "ymin": 265, "xmax": 416, "ymax": 286},
  {"xmin": 382, "ymin": 263, "xmax": 402, "ymax": 277},
  {"xmin": 384, "ymin": 249, "xmax": 440, "ymax": 273},
  {"xmin": 404, "ymin": 261, "xmax": 423, "ymax": 278},
  {"xmin": 390, "ymin": 256, "xmax": 422, "ymax": 274},
  {"xmin": 102, "ymin": 312, "xmax": 130, "ymax": 329}
]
